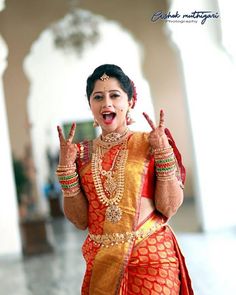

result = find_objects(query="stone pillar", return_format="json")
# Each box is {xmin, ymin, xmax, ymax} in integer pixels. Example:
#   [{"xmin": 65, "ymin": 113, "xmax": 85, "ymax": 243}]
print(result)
[{"xmin": 0, "ymin": 0, "xmax": 22, "ymax": 258}]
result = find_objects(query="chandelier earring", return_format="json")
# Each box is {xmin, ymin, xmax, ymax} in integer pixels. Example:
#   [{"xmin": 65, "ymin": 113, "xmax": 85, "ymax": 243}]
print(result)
[
  {"xmin": 126, "ymin": 108, "xmax": 135, "ymax": 125},
  {"xmin": 93, "ymin": 119, "xmax": 99, "ymax": 127}
]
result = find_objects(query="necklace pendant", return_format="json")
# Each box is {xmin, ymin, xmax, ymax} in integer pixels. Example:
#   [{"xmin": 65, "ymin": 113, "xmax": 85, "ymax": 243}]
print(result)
[
  {"xmin": 104, "ymin": 176, "xmax": 117, "ymax": 194},
  {"xmin": 105, "ymin": 204, "xmax": 122, "ymax": 223}
]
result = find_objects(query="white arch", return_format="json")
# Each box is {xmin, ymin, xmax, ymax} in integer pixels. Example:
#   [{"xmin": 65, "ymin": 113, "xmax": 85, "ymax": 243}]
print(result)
[{"xmin": 24, "ymin": 9, "xmax": 155, "ymax": 214}]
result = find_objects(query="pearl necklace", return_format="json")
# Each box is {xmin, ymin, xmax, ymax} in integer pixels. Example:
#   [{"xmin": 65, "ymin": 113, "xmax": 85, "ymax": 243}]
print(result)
[{"xmin": 91, "ymin": 138, "xmax": 128, "ymax": 223}]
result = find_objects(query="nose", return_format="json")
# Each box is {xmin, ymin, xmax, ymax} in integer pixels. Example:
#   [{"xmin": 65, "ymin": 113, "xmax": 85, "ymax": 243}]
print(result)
[{"xmin": 102, "ymin": 94, "xmax": 112, "ymax": 108}]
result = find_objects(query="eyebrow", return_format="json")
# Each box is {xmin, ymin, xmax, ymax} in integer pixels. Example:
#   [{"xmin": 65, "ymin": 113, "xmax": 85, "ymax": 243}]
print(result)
[{"xmin": 92, "ymin": 90, "xmax": 121, "ymax": 95}]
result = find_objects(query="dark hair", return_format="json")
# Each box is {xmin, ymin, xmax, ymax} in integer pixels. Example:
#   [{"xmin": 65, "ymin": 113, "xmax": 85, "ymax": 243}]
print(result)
[{"xmin": 86, "ymin": 64, "xmax": 134, "ymax": 102}]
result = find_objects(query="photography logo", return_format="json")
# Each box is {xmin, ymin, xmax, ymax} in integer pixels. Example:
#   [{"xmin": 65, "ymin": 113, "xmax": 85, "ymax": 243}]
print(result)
[{"xmin": 151, "ymin": 10, "xmax": 220, "ymax": 25}]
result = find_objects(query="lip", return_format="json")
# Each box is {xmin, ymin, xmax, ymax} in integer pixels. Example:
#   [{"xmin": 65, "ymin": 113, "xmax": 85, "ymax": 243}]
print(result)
[{"xmin": 100, "ymin": 111, "xmax": 116, "ymax": 125}]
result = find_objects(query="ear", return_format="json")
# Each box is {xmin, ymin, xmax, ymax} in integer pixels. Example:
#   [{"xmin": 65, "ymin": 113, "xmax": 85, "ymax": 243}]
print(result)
[{"xmin": 128, "ymin": 98, "xmax": 134, "ymax": 108}]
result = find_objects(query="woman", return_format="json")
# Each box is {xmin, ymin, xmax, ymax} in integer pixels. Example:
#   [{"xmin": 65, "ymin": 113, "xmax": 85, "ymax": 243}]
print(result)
[{"xmin": 56, "ymin": 64, "xmax": 194, "ymax": 295}]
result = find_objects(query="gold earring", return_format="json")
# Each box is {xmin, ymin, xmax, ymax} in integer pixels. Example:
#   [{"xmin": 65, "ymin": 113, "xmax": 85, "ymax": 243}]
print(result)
[
  {"xmin": 126, "ymin": 109, "xmax": 135, "ymax": 125},
  {"xmin": 93, "ymin": 120, "xmax": 99, "ymax": 127}
]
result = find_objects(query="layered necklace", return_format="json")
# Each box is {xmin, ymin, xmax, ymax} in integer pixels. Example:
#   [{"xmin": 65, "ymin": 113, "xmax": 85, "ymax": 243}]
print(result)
[{"xmin": 91, "ymin": 129, "xmax": 129, "ymax": 223}]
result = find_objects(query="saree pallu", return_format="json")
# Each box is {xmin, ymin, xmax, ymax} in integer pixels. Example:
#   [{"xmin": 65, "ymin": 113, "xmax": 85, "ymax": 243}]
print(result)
[{"xmin": 77, "ymin": 132, "xmax": 194, "ymax": 295}]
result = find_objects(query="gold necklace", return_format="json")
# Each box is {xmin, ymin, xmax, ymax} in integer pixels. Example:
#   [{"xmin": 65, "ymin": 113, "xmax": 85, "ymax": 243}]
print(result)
[
  {"xmin": 91, "ymin": 139, "xmax": 128, "ymax": 223},
  {"xmin": 94, "ymin": 129, "xmax": 131, "ymax": 151},
  {"xmin": 101, "ymin": 128, "xmax": 129, "ymax": 143}
]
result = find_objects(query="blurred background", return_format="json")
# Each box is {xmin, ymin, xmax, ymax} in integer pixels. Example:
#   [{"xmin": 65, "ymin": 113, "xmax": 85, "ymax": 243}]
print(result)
[{"xmin": 0, "ymin": 0, "xmax": 236, "ymax": 294}]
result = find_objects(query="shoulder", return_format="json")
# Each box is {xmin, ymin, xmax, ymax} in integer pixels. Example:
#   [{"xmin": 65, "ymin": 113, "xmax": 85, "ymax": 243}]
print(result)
[
  {"xmin": 130, "ymin": 131, "xmax": 149, "ymax": 142},
  {"xmin": 128, "ymin": 131, "xmax": 150, "ymax": 154}
]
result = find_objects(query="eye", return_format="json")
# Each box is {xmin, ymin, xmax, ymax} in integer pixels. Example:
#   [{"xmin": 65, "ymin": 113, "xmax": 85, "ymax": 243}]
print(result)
[
  {"xmin": 93, "ymin": 95, "xmax": 103, "ymax": 100},
  {"xmin": 110, "ymin": 93, "xmax": 120, "ymax": 99}
]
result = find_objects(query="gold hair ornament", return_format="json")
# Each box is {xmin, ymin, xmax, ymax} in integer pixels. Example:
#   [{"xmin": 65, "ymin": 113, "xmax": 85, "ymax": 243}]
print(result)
[{"xmin": 100, "ymin": 73, "xmax": 110, "ymax": 81}]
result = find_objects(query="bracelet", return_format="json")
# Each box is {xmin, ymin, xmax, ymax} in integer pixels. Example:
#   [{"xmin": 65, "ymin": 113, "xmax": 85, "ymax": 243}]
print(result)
[
  {"xmin": 56, "ymin": 170, "xmax": 76, "ymax": 176},
  {"xmin": 153, "ymin": 146, "xmax": 173, "ymax": 154},
  {"xmin": 59, "ymin": 174, "xmax": 79, "ymax": 185},
  {"xmin": 154, "ymin": 148, "xmax": 177, "ymax": 181},
  {"xmin": 153, "ymin": 146, "xmax": 172, "ymax": 152},
  {"xmin": 57, "ymin": 164, "xmax": 76, "ymax": 169},
  {"xmin": 63, "ymin": 188, "xmax": 81, "ymax": 198},
  {"xmin": 56, "ymin": 166, "xmax": 81, "ymax": 195},
  {"xmin": 57, "ymin": 172, "xmax": 77, "ymax": 181},
  {"xmin": 157, "ymin": 175, "xmax": 176, "ymax": 181},
  {"xmin": 56, "ymin": 165, "xmax": 76, "ymax": 173},
  {"xmin": 61, "ymin": 183, "xmax": 79, "ymax": 189}
]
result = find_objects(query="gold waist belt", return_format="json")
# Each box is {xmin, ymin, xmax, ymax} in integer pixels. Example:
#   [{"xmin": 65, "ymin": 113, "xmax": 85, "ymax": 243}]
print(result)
[{"xmin": 88, "ymin": 221, "xmax": 166, "ymax": 248}]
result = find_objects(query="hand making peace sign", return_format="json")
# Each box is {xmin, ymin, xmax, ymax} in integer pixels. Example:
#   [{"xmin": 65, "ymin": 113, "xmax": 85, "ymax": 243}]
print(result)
[
  {"xmin": 57, "ymin": 122, "xmax": 78, "ymax": 166},
  {"xmin": 143, "ymin": 109, "xmax": 170, "ymax": 150}
]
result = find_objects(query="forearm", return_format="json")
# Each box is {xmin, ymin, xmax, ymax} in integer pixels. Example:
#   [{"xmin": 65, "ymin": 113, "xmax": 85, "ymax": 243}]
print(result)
[
  {"xmin": 153, "ymin": 146, "xmax": 184, "ymax": 219},
  {"xmin": 154, "ymin": 178, "xmax": 183, "ymax": 218},
  {"xmin": 56, "ymin": 163, "xmax": 88, "ymax": 230},
  {"xmin": 63, "ymin": 191, "xmax": 88, "ymax": 230}
]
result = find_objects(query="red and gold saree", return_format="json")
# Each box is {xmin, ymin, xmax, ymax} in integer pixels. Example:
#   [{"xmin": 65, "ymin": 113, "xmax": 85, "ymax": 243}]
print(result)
[{"xmin": 77, "ymin": 131, "xmax": 193, "ymax": 295}]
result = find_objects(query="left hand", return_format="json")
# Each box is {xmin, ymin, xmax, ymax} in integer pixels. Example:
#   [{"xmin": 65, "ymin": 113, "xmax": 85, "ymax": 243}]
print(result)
[{"xmin": 143, "ymin": 109, "xmax": 170, "ymax": 150}]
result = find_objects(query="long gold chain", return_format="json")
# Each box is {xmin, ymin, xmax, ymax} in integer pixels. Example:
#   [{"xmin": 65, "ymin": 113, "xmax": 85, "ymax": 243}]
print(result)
[{"xmin": 91, "ymin": 139, "xmax": 128, "ymax": 223}]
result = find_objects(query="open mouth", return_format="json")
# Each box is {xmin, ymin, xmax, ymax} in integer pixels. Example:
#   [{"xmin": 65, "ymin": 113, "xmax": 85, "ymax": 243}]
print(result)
[{"xmin": 102, "ymin": 112, "xmax": 116, "ymax": 124}]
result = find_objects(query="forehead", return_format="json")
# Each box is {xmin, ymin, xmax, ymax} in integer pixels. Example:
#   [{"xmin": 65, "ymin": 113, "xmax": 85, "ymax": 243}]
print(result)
[{"xmin": 93, "ymin": 77, "xmax": 123, "ymax": 92}]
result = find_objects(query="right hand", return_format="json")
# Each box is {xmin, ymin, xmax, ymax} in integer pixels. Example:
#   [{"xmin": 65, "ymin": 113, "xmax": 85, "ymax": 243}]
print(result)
[{"xmin": 57, "ymin": 122, "xmax": 78, "ymax": 166}]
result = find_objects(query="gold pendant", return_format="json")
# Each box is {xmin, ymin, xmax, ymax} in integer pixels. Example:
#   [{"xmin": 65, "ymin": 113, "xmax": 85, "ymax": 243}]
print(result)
[
  {"xmin": 104, "ymin": 176, "xmax": 117, "ymax": 194},
  {"xmin": 105, "ymin": 204, "xmax": 122, "ymax": 223}
]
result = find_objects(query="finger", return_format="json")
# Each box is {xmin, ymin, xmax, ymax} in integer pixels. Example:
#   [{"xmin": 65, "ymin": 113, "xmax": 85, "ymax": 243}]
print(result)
[
  {"xmin": 159, "ymin": 109, "xmax": 165, "ymax": 128},
  {"xmin": 142, "ymin": 112, "xmax": 156, "ymax": 131},
  {"xmin": 57, "ymin": 125, "xmax": 65, "ymax": 143},
  {"xmin": 67, "ymin": 122, "xmax": 76, "ymax": 142}
]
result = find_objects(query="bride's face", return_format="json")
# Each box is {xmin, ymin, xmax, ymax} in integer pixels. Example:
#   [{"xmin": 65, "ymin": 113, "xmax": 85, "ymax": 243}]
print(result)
[{"xmin": 89, "ymin": 77, "xmax": 132, "ymax": 135}]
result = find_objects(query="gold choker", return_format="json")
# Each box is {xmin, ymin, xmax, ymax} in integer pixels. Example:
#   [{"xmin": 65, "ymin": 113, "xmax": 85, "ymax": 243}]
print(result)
[{"xmin": 101, "ymin": 128, "xmax": 129, "ymax": 143}]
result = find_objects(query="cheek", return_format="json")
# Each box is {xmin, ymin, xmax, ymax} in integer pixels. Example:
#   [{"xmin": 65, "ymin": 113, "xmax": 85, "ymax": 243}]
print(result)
[
  {"xmin": 116, "ymin": 100, "xmax": 129, "ymax": 113},
  {"xmin": 90, "ymin": 102, "xmax": 98, "ymax": 114}
]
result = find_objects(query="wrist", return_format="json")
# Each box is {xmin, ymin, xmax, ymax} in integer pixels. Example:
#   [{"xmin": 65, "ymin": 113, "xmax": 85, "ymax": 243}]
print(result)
[
  {"xmin": 154, "ymin": 147, "xmax": 176, "ymax": 181},
  {"xmin": 56, "ymin": 164, "xmax": 81, "ymax": 197}
]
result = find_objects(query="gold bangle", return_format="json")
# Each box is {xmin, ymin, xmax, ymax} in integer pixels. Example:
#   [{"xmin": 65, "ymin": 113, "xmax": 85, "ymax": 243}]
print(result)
[
  {"xmin": 157, "ymin": 175, "xmax": 176, "ymax": 181},
  {"xmin": 56, "ymin": 169, "xmax": 76, "ymax": 174},
  {"xmin": 153, "ymin": 146, "xmax": 173, "ymax": 154},
  {"xmin": 58, "ymin": 163, "xmax": 76, "ymax": 168},
  {"xmin": 63, "ymin": 188, "xmax": 81, "ymax": 198},
  {"xmin": 57, "ymin": 164, "xmax": 76, "ymax": 171}
]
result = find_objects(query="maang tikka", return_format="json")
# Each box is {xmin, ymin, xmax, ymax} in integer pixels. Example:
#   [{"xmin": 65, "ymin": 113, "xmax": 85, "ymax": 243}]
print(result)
[{"xmin": 100, "ymin": 73, "xmax": 110, "ymax": 81}]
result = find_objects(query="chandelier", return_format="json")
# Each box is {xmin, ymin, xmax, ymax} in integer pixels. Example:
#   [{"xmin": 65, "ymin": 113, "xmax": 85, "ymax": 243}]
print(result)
[{"xmin": 51, "ymin": 5, "xmax": 100, "ymax": 56}]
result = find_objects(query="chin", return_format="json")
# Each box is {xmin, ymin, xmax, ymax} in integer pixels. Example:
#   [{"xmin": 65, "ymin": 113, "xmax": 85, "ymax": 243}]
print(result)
[{"xmin": 101, "ymin": 124, "xmax": 118, "ymax": 134}]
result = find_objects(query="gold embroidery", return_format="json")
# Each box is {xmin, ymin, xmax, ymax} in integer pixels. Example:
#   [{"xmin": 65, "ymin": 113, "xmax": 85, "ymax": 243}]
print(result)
[{"xmin": 89, "ymin": 222, "xmax": 165, "ymax": 247}]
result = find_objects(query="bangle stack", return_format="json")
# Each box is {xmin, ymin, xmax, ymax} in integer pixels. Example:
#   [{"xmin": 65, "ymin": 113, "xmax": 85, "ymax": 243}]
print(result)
[
  {"xmin": 56, "ymin": 164, "xmax": 81, "ymax": 197},
  {"xmin": 154, "ymin": 146, "xmax": 176, "ymax": 181}
]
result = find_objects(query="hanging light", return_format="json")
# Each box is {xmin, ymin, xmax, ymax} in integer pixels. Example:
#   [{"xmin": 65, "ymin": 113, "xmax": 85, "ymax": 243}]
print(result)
[{"xmin": 51, "ymin": 1, "xmax": 100, "ymax": 55}]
